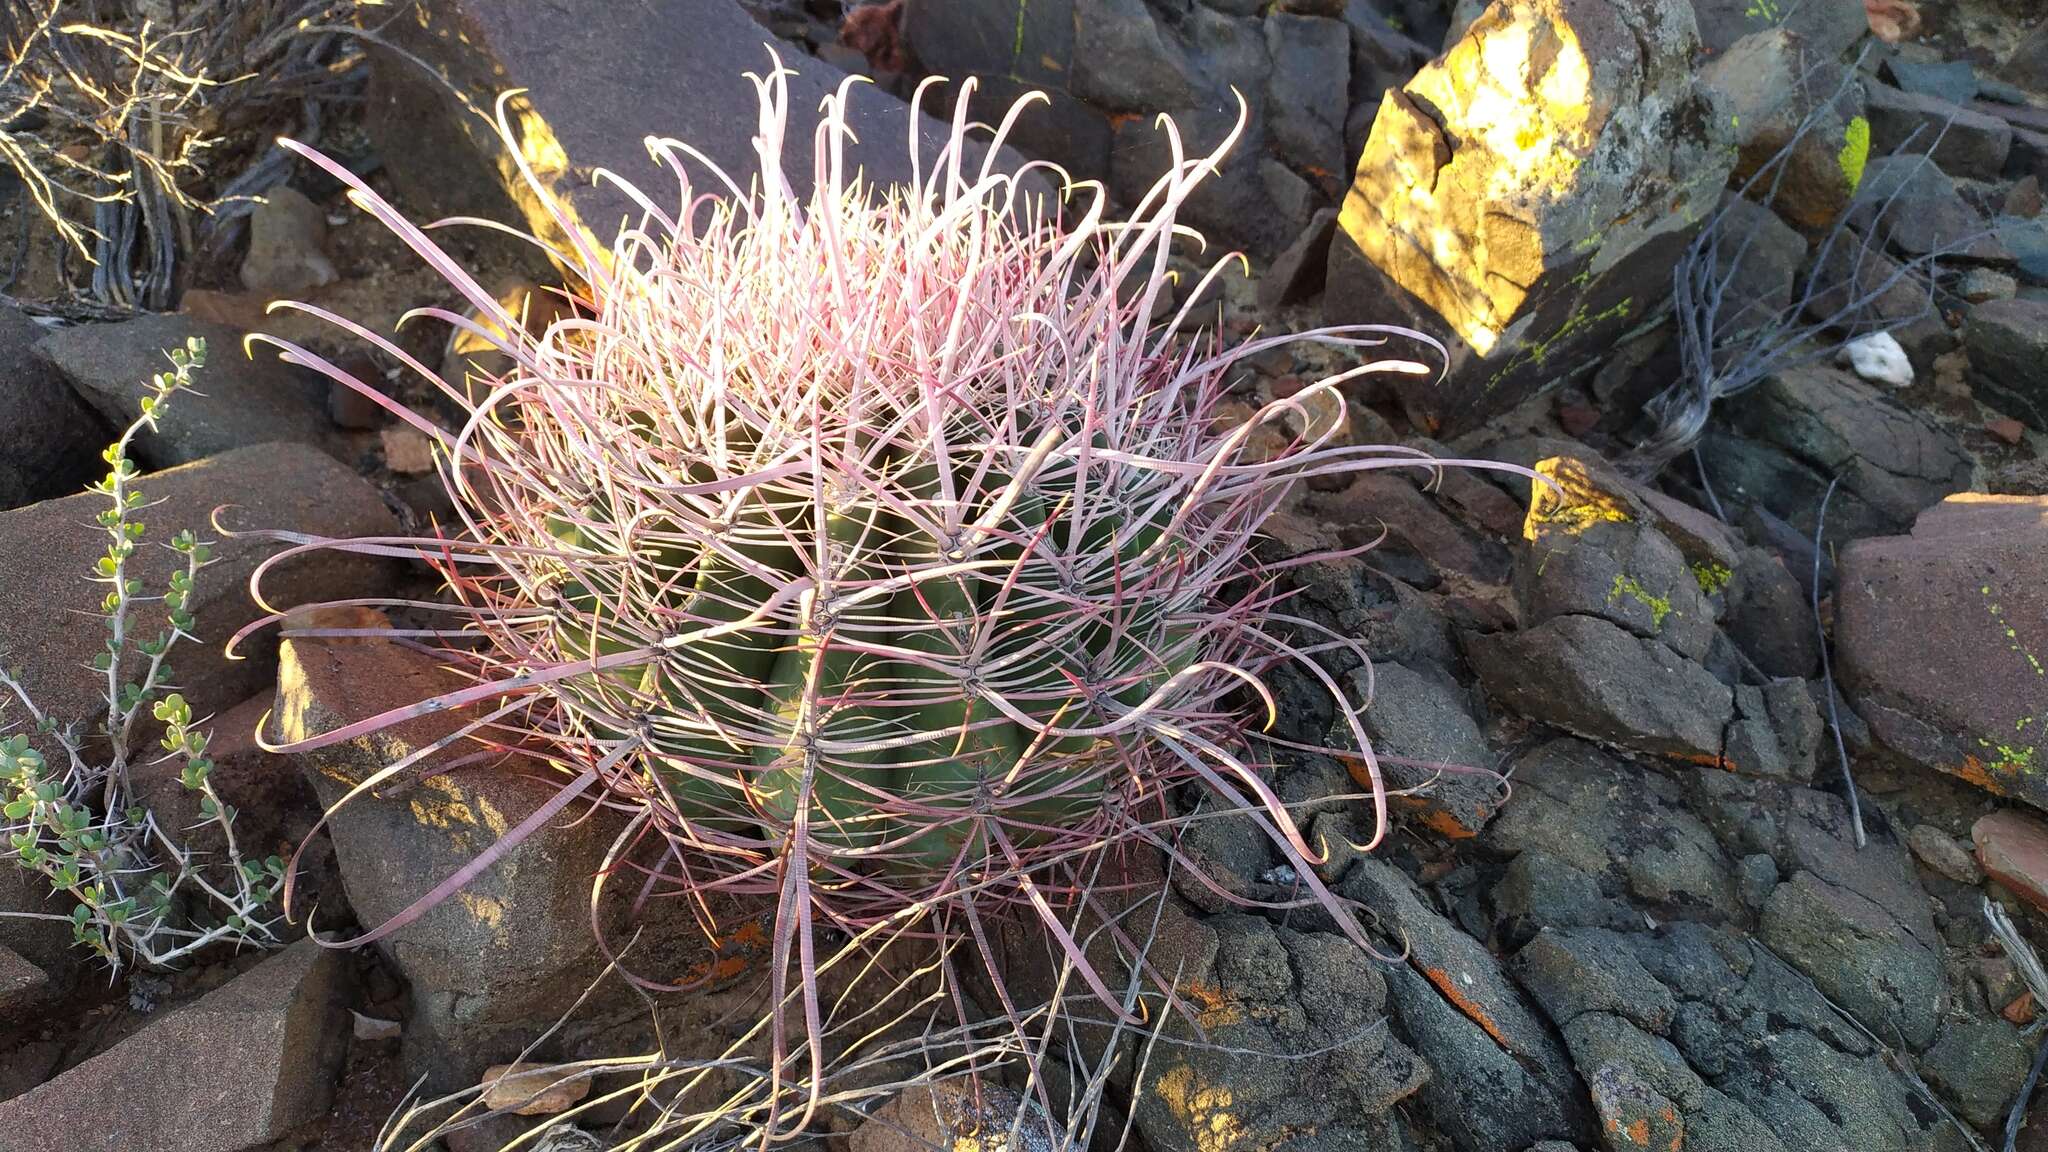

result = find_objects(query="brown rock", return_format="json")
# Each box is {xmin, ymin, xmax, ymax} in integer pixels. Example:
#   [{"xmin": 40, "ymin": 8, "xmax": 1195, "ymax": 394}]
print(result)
[
  {"xmin": 0, "ymin": 444, "xmax": 400, "ymax": 763},
  {"xmin": 178, "ymin": 289, "xmax": 273, "ymax": 333},
  {"xmin": 0, "ymin": 944, "xmax": 50, "ymax": 1019},
  {"xmin": 274, "ymin": 626, "xmax": 648, "ymax": 1087},
  {"xmin": 1556, "ymin": 401, "xmax": 1600, "ymax": 439},
  {"xmin": 1864, "ymin": 83, "xmax": 2013, "ymax": 183},
  {"xmin": 363, "ymin": 0, "xmax": 1036, "ymax": 273},
  {"xmin": 1906, "ymin": 823, "xmax": 1982, "ymax": 885},
  {"xmin": 1838, "ymin": 496, "xmax": 2048, "ymax": 808},
  {"xmin": 1700, "ymin": 29, "xmax": 1866, "ymax": 232},
  {"xmin": 0, "ymin": 940, "xmax": 349, "ymax": 1152},
  {"xmin": 850, "ymin": 1080, "xmax": 1057, "ymax": 1152},
  {"xmin": 1326, "ymin": 0, "xmax": 1728, "ymax": 436},
  {"xmin": 1988, "ymin": 417, "xmax": 2026, "ymax": 446},
  {"xmin": 479, "ymin": 1062, "xmax": 591, "ymax": 1116},
  {"xmin": 37, "ymin": 315, "xmax": 334, "ymax": 468},
  {"xmin": 1976, "ymin": 811, "xmax": 2048, "ymax": 913},
  {"xmin": 2008, "ymin": 175, "xmax": 2045, "ymax": 220},
  {"xmin": 0, "ymin": 303, "xmax": 109, "ymax": 511},
  {"xmin": 380, "ymin": 425, "xmax": 438, "ymax": 475},
  {"xmin": 0, "ymin": 871, "xmax": 74, "ymax": 991},
  {"xmin": 1968, "ymin": 297, "xmax": 2048, "ymax": 432},
  {"xmin": 1932, "ymin": 348, "xmax": 1971, "ymax": 397},
  {"xmin": 239, "ymin": 187, "xmax": 338, "ymax": 297},
  {"xmin": 1307, "ymin": 469, "xmax": 1510, "ymax": 585}
]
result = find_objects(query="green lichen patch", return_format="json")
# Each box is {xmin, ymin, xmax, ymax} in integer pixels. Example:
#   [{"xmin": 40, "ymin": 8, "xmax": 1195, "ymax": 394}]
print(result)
[
  {"xmin": 1838, "ymin": 116, "xmax": 1871, "ymax": 196},
  {"xmin": 1691, "ymin": 562, "xmax": 1732, "ymax": 597},
  {"xmin": 1609, "ymin": 573, "xmax": 1673, "ymax": 628}
]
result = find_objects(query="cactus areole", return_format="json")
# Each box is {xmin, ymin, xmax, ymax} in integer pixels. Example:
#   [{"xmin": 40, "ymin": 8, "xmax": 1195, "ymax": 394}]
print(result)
[{"xmin": 241, "ymin": 55, "xmax": 1504, "ymax": 1132}]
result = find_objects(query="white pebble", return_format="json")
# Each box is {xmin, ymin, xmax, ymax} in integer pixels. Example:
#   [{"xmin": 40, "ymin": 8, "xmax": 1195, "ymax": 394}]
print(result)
[{"xmin": 1836, "ymin": 331, "xmax": 1913, "ymax": 389}]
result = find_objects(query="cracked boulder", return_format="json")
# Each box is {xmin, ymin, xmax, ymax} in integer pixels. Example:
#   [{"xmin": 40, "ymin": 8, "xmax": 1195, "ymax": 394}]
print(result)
[
  {"xmin": 1514, "ymin": 458, "xmax": 1721, "ymax": 664},
  {"xmin": 1625, "ymin": 923, "xmax": 1967, "ymax": 1152},
  {"xmin": 1758, "ymin": 871, "xmax": 1945, "ymax": 1049},
  {"xmin": 1326, "ymin": 0, "xmax": 1731, "ymax": 435},
  {"xmin": 1466, "ymin": 613, "xmax": 1733, "ymax": 765},
  {"xmin": 1467, "ymin": 475, "xmax": 1821, "ymax": 771},
  {"xmin": 1126, "ymin": 906, "xmax": 1431, "ymax": 1152},
  {"xmin": 1836, "ymin": 495, "xmax": 2048, "ymax": 807},
  {"xmin": 1721, "ymin": 545, "xmax": 1820, "ymax": 680},
  {"xmin": 1486, "ymin": 739, "xmax": 1744, "ymax": 925},
  {"xmin": 1565, "ymin": 1010, "xmax": 1790, "ymax": 1152},
  {"xmin": 1721, "ymin": 679, "xmax": 1822, "ymax": 782},
  {"xmin": 1463, "ymin": 454, "xmax": 1824, "ymax": 774},
  {"xmin": 1350, "ymin": 660, "xmax": 1505, "ymax": 839},
  {"xmin": 275, "ymin": 619, "xmax": 682, "ymax": 1088},
  {"xmin": 1342, "ymin": 858, "xmax": 1593, "ymax": 1151},
  {"xmin": 1703, "ymin": 365, "xmax": 1976, "ymax": 548}
]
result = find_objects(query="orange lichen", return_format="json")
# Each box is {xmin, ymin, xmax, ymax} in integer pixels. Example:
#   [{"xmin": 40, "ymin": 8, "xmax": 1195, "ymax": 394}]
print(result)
[
  {"xmin": 1417, "ymin": 803, "xmax": 1482, "ymax": 840},
  {"xmin": 681, "ymin": 918, "xmax": 771, "ymax": 989},
  {"xmin": 1953, "ymin": 755, "xmax": 2013, "ymax": 796},
  {"xmin": 1421, "ymin": 965, "xmax": 1513, "ymax": 1050},
  {"xmin": 1358, "ymin": 761, "xmax": 1487, "ymax": 838}
]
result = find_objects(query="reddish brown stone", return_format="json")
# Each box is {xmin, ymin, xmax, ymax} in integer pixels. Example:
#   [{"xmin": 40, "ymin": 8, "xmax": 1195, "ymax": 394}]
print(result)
[
  {"xmin": 0, "ymin": 940, "xmax": 348, "ymax": 1152},
  {"xmin": 0, "ymin": 444, "xmax": 399, "ymax": 761},
  {"xmin": 1838, "ymin": 496, "xmax": 2048, "ymax": 807},
  {"xmin": 1557, "ymin": 402, "xmax": 1601, "ymax": 439},
  {"xmin": 1976, "ymin": 810, "xmax": 2048, "ymax": 914},
  {"xmin": 275, "ymin": 626, "xmax": 688, "ymax": 1088}
]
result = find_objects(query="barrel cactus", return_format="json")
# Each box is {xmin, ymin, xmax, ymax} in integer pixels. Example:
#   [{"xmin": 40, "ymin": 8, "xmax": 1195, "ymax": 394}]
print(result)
[{"xmin": 253, "ymin": 61, "xmax": 1475, "ymax": 1138}]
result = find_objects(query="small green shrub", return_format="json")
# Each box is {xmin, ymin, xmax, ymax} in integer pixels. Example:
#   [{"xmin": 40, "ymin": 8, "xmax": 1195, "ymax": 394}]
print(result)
[{"xmin": 0, "ymin": 337, "xmax": 284, "ymax": 970}]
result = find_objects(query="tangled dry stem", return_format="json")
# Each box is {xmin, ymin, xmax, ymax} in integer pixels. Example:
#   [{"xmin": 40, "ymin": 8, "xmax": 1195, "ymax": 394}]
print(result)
[
  {"xmin": 0, "ymin": 0, "xmax": 363, "ymax": 311},
  {"xmin": 1630, "ymin": 48, "xmax": 1980, "ymax": 479}
]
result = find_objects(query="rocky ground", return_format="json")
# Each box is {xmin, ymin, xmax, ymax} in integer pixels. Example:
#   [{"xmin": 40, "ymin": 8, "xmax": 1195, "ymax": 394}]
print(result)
[{"xmin": 2, "ymin": 1, "xmax": 2048, "ymax": 1150}]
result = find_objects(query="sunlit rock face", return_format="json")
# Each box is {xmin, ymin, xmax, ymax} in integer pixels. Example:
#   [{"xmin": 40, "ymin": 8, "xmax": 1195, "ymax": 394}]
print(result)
[{"xmin": 1327, "ymin": 0, "xmax": 1732, "ymax": 436}]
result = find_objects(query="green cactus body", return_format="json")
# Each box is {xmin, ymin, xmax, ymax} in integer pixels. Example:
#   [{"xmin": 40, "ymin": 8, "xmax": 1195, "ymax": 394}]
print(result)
[
  {"xmin": 885, "ymin": 469, "xmax": 1031, "ymax": 870},
  {"xmin": 749, "ymin": 497, "xmax": 904, "ymax": 850}
]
